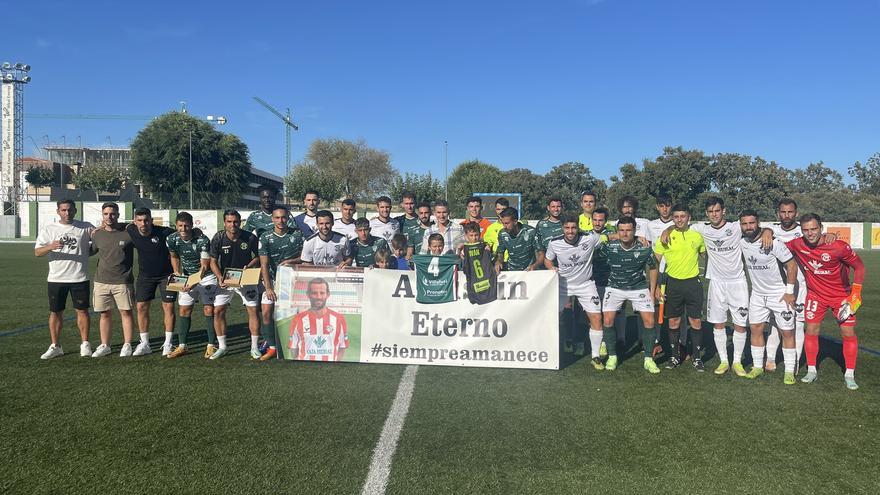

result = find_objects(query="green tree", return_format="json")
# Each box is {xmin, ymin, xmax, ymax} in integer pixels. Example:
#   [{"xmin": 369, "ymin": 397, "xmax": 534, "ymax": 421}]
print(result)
[
  {"xmin": 500, "ymin": 168, "xmax": 548, "ymax": 219},
  {"xmin": 389, "ymin": 172, "xmax": 444, "ymax": 204},
  {"xmin": 25, "ymin": 166, "xmax": 56, "ymax": 188},
  {"xmin": 446, "ymin": 160, "xmax": 504, "ymax": 217},
  {"xmin": 711, "ymin": 153, "xmax": 791, "ymax": 218},
  {"xmin": 607, "ymin": 162, "xmax": 656, "ymax": 218},
  {"xmin": 130, "ymin": 112, "xmax": 251, "ymax": 208},
  {"xmin": 71, "ymin": 163, "xmax": 128, "ymax": 201},
  {"xmin": 848, "ymin": 152, "xmax": 880, "ymax": 195},
  {"xmin": 792, "ymin": 189, "xmax": 880, "ymax": 222},
  {"xmin": 305, "ymin": 138, "xmax": 397, "ymax": 201},
  {"xmin": 787, "ymin": 161, "xmax": 844, "ymax": 194},
  {"xmin": 543, "ymin": 162, "xmax": 607, "ymax": 215},
  {"xmin": 284, "ymin": 163, "xmax": 343, "ymax": 207}
]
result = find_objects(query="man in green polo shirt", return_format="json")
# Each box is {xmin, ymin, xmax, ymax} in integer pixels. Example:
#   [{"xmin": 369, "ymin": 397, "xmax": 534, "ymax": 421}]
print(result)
[
  {"xmin": 653, "ymin": 203, "xmax": 707, "ymax": 371},
  {"xmin": 259, "ymin": 205, "xmax": 304, "ymax": 361},
  {"xmin": 494, "ymin": 207, "xmax": 540, "ymax": 272}
]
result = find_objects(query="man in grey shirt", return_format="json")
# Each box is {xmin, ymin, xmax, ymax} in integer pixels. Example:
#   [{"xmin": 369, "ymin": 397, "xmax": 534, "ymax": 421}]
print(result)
[{"xmin": 89, "ymin": 202, "xmax": 136, "ymax": 358}]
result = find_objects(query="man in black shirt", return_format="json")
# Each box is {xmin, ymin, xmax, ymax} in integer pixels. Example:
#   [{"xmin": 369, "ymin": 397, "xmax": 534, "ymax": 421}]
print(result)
[
  {"xmin": 127, "ymin": 207, "xmax": 177, "ymax": 356},
  {"xmin": 209, "ymin": 210, "xmax": 260, "ymax": 360}
]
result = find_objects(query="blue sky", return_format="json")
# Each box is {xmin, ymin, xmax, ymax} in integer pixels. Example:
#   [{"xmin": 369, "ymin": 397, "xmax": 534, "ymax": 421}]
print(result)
[{"xmin": 6, "ymin": 0, "xmax": 879, "ymax": 182}]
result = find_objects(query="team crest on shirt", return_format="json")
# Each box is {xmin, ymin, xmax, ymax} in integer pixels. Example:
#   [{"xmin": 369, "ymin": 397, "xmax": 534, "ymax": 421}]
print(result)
[
  {"xmin": 59, "ymin": 234, "xmax": 78, "ymax": 250},
  {"xmin": 747, "ymin": 255, "xmax": 758, "ymax": 266},
  {"xmin": 737, "ymin": 307, "xmax": 748, "ymax": 318},
  {"xmin": 240, "ymin": 242, "xmax": 249, "ymax": 250},
  {"xmin": 821, "ymin": 253, "xmax": 830, "ymax": 262},
  {"xmin": 151, "ymin": 237, "xmax": 159, "ymax": 244},
  {"xmin": 725, "ymin": 229, "xmax": 732, "ymax": 236}
]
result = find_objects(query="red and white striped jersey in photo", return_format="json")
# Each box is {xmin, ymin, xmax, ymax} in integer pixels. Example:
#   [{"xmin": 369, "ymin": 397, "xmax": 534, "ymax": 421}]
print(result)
[{"xmin": 289, "ymin": 309, "xmax": 349, "ymax": 361}]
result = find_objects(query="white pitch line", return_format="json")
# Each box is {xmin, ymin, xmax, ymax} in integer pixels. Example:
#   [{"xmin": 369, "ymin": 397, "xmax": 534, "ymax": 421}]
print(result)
[{"xmin": 361, "ymin": 364, "xmax": 419, "ymax": 495}]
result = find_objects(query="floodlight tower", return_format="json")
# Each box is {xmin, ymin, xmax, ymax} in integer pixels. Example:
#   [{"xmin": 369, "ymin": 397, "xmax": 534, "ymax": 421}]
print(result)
[
  {"xmin": 1, "ymin": 62, "xmax": 31, "ymax": 214},
  {"xmin": 252, "ymin": 96, "xmax": 298, "ymax": 178}
]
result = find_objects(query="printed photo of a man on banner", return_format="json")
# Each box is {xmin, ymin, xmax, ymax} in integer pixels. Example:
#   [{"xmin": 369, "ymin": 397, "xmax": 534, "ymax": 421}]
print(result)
[{"xmin": 274, "ymin": 266, "xmax": 364, "ymax": 362}]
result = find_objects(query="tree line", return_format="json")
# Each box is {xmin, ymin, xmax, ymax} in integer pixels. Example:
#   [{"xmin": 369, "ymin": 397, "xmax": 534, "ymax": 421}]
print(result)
[{"xmin": 27, "ymin": 111, "xmax": 880, "ymax": 221}]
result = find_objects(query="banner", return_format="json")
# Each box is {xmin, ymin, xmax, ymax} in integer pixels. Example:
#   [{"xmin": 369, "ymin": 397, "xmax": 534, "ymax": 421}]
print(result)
[
  {"xmin": 1, "ymin": 83, "xmax": 13, "ymax": 188},
  {"xmin": 873, "ymin": 224, "xmax": 880, "ymax": 250},
  {"xmin": 361, "ymin": 269, "xmax": 558, "ymax": 369},
  {"xmin": 274, "ymin": 266, "xmax": 559, "ymax": 369},
  {"xmin": 190, "ymin": 210, "xmax": 218, "ymax": 238}
]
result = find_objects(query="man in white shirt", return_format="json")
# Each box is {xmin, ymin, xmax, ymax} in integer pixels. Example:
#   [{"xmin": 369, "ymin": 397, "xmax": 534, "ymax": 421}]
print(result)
[
  {"xmin": 419, "ymin": 200, "xmax": 464, "ymax": 255},
  {"xmin": 544, "ymin": 214, "xmax": 606, "ymax": 369},
  {"xmin": 301, "ymin": 210, "xmax": 352, "ymax": 267},
  {"xmin": 369, "ymin": 195, "xmax": 400, "ymax": 242},
  {"xmin": 34, "ymin": 199, "xmax": 95, "ymax": 359},
  {"xmin": 334, "ymin": 198, "xmax": 358, "ymax": 241}
]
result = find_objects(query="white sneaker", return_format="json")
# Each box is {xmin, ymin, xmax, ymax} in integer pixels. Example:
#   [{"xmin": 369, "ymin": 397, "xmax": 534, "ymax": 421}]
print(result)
[
  {"xmin": 41, "ymin": 344, "xmax": 64, "ymax": 360},
  {"xmin": 133, "ymin": 342, "xmax": 152, "ymax": 356},
  {"xmin": 250, "ymin": 348, "xmax": 262, "ymax": 360},
  {"xmin": 91, "ymin": 344, "xmax": 112, "ymax": 358},
  {"xmin": 209, "ymin": 347, "xmax": 228, "ymax": 360},
  {"xmin": 119, "ymin": 343, "xmax": 133, "ymax": 357},
  {"xmin": 161, "ymin": 343, "xmax": 173, "ymax": 356},
  {"xmin": 80, "ymin": 342, "xmax": 93, "ymax": 357}
]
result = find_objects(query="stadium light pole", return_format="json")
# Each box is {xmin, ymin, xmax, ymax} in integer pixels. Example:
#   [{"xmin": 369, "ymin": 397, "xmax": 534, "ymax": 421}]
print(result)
[{"xmin": 189, "ymin": 114, "xmax": 227, "ymax": 209}]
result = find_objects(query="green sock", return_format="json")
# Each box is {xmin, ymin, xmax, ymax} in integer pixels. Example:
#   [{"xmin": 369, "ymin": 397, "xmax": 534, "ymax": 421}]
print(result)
[
  {"xmin": 176, "ymin": 316, "xmax": 191, "ymax": 347},
  {"xmin": 262, "ymin": 318, "xmax": 277, "ymax": 348},
  {"xmin": 205, "ymin": 315, "xmax": 217, "ymax": 346},
  {"xmin": 641, "ymin": 326, "xmax": 657, "ymax": 357},
  {"xmin": 603, "ymin": 326, "xmax": 617, "ymax": 355}
]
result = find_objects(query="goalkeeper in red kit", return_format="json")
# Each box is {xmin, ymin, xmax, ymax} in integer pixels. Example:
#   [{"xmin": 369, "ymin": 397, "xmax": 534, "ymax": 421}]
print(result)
[{"xmin": 786, "ymin": 214, "xmax": 865, "ymax": 390}]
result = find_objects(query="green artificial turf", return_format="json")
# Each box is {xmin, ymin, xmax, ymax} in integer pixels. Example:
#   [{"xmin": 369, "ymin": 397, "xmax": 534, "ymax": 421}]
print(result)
[{"xmin": 1, "ymin": 244, "xmax": 878, "ymax": 494}]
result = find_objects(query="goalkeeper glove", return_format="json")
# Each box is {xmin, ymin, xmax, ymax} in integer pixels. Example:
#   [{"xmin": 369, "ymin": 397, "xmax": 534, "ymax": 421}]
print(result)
[{"xmin": 847, "ymin": 283, "xmax": 862, "ymax": 314}]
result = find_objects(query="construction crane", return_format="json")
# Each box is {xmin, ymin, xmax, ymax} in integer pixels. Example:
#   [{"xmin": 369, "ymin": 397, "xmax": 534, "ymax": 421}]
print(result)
[{"xmin": 252, "ymin": 96, "xmax": 298, "ymax": 177}]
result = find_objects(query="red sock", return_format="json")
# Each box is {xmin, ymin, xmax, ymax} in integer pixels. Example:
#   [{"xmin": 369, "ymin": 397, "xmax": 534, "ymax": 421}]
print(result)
[
  {"xmin": 842, "ymin": 335, "xmax": 858, "ymax": 371},
  {"xmin": 805, "ymin": 334, "xmax": 819, "ymax": 367}
]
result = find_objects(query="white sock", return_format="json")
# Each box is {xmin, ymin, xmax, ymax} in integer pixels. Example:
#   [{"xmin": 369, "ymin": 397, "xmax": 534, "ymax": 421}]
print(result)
[
  {"xmin": 732, "ymin": 331, "xmax": 747, "ymax": 364},
  {"xmin": 251, "ymin": 335, "xmax": 259, "ymax": 349},
  {"xmin": 782, "ymin": 348, "xmax": 796, "ymax": 373},
  {"xmin": 751, "ymin": 345, "xmax": 764, "ymax": 370},
  {"xmin": 845, "ymin": 369, "xmax": 855, "ymax": 378},
  {"xmin": 765, "ymin": 327, "xmax": 780, "ymax": 364},
  {"xmin": 163, "ymin": 331, "xmax": 173, "ymax": 345},
  {"xmin": 139, "ymin": 332, "xmax": 149, "ymax": 344},
  {"xmin": 713, "ymin": 328, "xmax": 728, "ymax": 363},
  {"xmin": 795, "ymin": 321, "xmax": 805, "ymax": 363},
  {"xmin": 217, "ymin": 335, "xmax": 227, "ymax": 349},
  {"xmin": 807, "ymin": 365, "xmax": 817, "ymax": 373},
  {"xmin": 589, "ymin": 329, "xmax": 603, "ymax": 358}
]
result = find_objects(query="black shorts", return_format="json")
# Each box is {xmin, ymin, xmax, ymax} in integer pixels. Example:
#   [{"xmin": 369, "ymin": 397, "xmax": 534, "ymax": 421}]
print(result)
[
  {"xmin": 665, "ymin": 276, "xmax": 703, "ymax": 320},
  {"xmin": 135, "ymin": 274, "xmax": 177, "ymax": 303},
  {"xmin": 48, "ymin": 281, "xmax": 90, "ymax": 312}
]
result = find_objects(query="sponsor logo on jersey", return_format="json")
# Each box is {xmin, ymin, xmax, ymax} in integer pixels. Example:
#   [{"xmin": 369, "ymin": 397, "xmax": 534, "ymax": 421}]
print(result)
[
  {"xmin": 748, "ymin": 255, "xmax": 758, "ymax": 265},
  {"xmin": 59, "ymin": 234, "xmax": 78, "ymax": 250}
]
